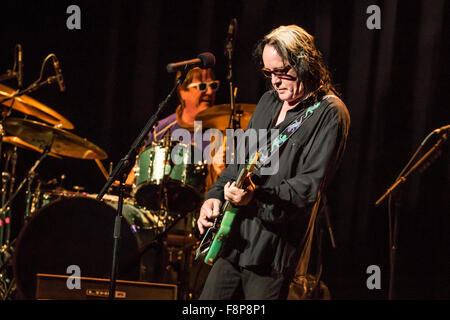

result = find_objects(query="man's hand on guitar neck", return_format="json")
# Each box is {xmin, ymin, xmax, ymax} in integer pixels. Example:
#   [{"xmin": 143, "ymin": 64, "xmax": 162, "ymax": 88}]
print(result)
[
  {"xmin": 224, "ymin": 181, "xmax": 255, "ymax": 207},
  {"xmin": 197, "ymin": 181, "xmax": 256, "ymax": 235},
  {"xmin": 198, "ymin": 198, "xmax": 222, "ymax": 235}
]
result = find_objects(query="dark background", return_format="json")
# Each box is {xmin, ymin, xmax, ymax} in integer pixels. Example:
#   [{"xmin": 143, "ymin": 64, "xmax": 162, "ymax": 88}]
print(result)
[{"xmin": 1, "ymin": 0, "xmax": 449, "ymax": 300}]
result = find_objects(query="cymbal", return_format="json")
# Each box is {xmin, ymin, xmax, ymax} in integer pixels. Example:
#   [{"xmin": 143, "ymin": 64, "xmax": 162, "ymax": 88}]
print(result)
[
  {"xmin": 0, "ymin": 84, "xmax": 74, "ymax": 129},
  {"xmin": 2, "ymin": 136, "xmax": 62, "ymax": 159},
  {"xmin": 3, "ymin": 118, "xmax": 107, "ymax": 160},
  {"xmin": 195, "ymin": 103, "xmax": 256, "ymax": 131}
]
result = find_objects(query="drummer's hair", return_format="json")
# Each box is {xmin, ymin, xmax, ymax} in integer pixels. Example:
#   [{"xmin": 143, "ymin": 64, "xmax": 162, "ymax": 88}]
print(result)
[{"xmin": 253, "ymin": 25, "xmax": 337, "ymax": 102}]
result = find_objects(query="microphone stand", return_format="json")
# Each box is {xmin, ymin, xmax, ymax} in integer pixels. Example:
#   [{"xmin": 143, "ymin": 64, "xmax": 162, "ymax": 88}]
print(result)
[
  {"xmin": 96, "ymin": 67, "xmax": 189, "ymax": 300},
  {"xmin": 225, "ymin": 19, "xmax": 238, "ymax": 130},
  {"xmin": 0, "ymin": 72, "xmax": 17, "ymax": 83},
  {"xmin": 0, "ymin": 76, "xmax": 60, "ymax": 106},
  {"xmin": 375, "ymin": 130, "xmax": 448, "ymax": 299}
]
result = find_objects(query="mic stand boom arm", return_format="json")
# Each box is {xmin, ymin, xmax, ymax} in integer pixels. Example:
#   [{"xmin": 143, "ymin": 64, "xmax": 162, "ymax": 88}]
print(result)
[
  {"xmin": 96, "ymin": 68, "xmax": 189, "ymax": 300},
  {"xmin": 375, "ymin": 132, "xmax": 448, "ymax": 206},
  {"xmin": 0, "ymin": 76, "xmax": 60, "ymax": 106}
]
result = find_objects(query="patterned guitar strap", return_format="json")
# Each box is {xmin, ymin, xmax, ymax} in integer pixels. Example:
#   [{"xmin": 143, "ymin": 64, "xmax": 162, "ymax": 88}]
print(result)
[{"xmin": 256, "ymin": 95, "xmax": 337, "ymax": 169}]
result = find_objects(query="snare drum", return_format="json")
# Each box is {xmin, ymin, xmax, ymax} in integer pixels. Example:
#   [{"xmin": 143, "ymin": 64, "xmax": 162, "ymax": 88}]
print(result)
[{"xmin": 133, "ymin": 139, "xmax": 207, "ymax": 214}]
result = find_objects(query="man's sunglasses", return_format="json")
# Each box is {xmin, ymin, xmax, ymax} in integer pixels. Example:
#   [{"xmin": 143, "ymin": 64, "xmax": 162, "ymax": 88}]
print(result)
[
  {"xmin": 187, "ymin": 80, "xmax": 220, "ymax": 92},
  {"xmin": 261, "ymin": 66, "xmax": 296, "ymax": 80}
]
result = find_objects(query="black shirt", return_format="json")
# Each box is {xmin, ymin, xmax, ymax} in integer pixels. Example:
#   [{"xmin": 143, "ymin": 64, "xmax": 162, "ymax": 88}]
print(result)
[{"xmin": 205, "ymin": 90, "xmax": 350, "ymax": 275}]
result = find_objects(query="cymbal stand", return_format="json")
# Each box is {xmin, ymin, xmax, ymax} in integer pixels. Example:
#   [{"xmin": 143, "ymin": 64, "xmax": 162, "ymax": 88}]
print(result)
[
  {"xmin": 1, "ymin": 149, "xmax": 15, "ymax": 251},
  {"xmin": 0, "ymin": 146, "xmax": 49, "ymax": 301},
  {"xmin": 0, "ymin": 105, "xmax": 15, "ymax": 268},
  {"xmin": 0, "ymin": 160, "xmax": 8, "ymax": 269},
  {"xmin": 0, "ymin": 94, "xmax": 17, "ymax": 297}
]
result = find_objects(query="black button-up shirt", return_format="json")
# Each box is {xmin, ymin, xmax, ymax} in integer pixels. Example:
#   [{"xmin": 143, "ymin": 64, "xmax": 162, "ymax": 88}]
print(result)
[{"xmin": 205, "ymin": 90, "xmax": 350, "ymax": 275}]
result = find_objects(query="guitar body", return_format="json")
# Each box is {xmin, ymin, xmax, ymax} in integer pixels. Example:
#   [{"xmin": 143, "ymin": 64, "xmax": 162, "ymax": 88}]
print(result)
[{"xmin": 204, "ymin": 205, "xmax": 238, "ymax": 265}]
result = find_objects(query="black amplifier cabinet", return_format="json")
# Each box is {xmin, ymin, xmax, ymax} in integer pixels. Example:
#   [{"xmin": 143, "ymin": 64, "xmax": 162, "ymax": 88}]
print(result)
[{"xmin": 36, "ymin": 273, "xmax": 178, "ymax": 300}]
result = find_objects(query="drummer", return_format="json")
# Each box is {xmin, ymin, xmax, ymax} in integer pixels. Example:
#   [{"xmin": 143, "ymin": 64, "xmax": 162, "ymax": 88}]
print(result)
[{"xmin": 125, "ymin": 67, "xmax": 226, "ymax": 189}]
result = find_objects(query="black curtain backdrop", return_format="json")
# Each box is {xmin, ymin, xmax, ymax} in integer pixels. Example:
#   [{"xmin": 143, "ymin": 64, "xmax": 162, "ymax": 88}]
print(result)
[{"xmin": 1, "ymin": 0, "xmax": 449, "ymax": 299}]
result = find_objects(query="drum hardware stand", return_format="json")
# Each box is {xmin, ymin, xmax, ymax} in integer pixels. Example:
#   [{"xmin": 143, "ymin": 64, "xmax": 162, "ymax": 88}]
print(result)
[
  {"xmin": 159, "ymin": 133, "xmax": 173, "ymax": 230},
  {"xmin": 1, "ymin": 143, "xmax": 52, "ymax": 234},
  {"xmin": 29, "ymin": 179, "xmax": 42, "ymax": 216},
  {"xmin": 1, "ymin": 145, "xmax": 17, "ymax": 270},
  {"xmin": 1, "ymin": 170, "xmax": 11, "ymax": 264},
  {"xmin": 127, "ymin": 212, "xmax": 195, "ymax": 299},
  {"xmin": 375, "ymin": 128, "xmax": 448, "ymax": 300},
  {"xmin": 24, "ymin": 172, "xmax": 37, "ymax": 219},
  {"xmin": 0, "ymin": 238, "xmax": 16, "ymax": 300},
  {"xmin": 97, "ymin": 67, "xmax": 190, "ymax": 300}
]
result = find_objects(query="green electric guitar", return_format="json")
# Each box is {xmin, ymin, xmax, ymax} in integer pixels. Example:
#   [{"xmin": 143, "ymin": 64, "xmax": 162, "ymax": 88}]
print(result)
[{"xmin": 196, "ymin": 152, "xmax": 260, "ymax": 265}]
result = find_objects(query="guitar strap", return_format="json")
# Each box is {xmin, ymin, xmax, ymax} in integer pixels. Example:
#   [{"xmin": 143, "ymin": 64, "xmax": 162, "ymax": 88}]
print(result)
[{"xmin": 256, "ymin": 95, "xmax": 335, "ymax": 169}]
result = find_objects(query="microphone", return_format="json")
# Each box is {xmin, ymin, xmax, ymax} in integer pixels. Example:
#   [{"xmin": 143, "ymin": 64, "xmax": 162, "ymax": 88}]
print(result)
[
  {"xmin": 433, "ymin": 124, "xmax": 450, "ymax": 134},
  {"xmin": 17, "ymin": 44, "xmax": 23, "ymax": 87},
  {"xmin": 52, "ymin": 55, "xmax": 66, "ymax": 92},
  {"xmin": 166, "ymin": 52, "xmax": 215, "ymax": 73}
]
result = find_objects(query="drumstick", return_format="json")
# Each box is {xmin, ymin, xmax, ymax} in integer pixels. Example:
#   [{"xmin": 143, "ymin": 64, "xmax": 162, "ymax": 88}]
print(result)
[{"xmin": 94, "ymin": 159, "xmax": 109, "ymax": 180}]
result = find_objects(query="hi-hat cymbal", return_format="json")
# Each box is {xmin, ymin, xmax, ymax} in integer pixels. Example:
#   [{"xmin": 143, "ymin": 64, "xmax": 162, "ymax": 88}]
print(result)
[
  {"xmin": 195, "ymin": 103, "xmax": 256, "ymax": 131},
  {"xmin": 3, "ymin": 118, "xmax": 107, "ymax": 160},
  {"xmin": 0, "ymin": 84, "xmax": 73, "ymax": 129},
  {"xmin": 2, "ymin": 136, "xmax": 62, "ymax": 159}
]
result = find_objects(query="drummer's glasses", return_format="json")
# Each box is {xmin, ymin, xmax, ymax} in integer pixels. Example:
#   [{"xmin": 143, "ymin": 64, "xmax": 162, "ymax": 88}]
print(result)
[
  {"xmin": 261, "ymin": 66, "xmax": 296, "ymax": 80},
  {"xmin": 187, "ymin": 80, "xmax": 220, "ymax": 92}
]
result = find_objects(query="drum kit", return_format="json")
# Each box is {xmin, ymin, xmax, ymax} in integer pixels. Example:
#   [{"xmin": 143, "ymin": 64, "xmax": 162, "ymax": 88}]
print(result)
[
  {"xmin": 0, "ymin": 73, "xmax": 256, "ymax": 299},
  {"xmin": 0, "ymin": 81, "xmax": 116, "ymax": 299},
  {"xmin": 0, "ymin": 27, "xmax": 255, "ymax": 298}
]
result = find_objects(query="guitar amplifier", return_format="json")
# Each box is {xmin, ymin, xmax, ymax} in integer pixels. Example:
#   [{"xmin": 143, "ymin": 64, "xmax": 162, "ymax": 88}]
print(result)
[{"xmin": 35, "ymin": 273, "xmax": 178, "ymax": 300}]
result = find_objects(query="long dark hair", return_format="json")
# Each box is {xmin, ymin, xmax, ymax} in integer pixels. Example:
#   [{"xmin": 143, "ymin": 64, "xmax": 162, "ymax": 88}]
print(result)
[{"xmin": 253, "ymin": 25, "xmax": 337, "ymax": 102}]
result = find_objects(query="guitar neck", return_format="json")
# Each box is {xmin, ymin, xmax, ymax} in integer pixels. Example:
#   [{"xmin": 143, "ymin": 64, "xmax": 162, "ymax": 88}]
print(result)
[
  {"xmin": 220, "ymin": 152, "xmax": 259, "ymax": 213},
  {"xmin": 220, "ymin": 168, "xmax": 247, "ymax": 213}
]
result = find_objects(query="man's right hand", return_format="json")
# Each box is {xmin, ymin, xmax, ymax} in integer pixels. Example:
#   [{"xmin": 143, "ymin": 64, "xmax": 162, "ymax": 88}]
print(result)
[{"xmin": 197, "ymin": 198, "xmax": 222, "ymax": 235}]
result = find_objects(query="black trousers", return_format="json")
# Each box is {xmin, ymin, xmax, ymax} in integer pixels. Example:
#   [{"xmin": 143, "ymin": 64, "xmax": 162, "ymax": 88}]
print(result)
[{"xmin": 199, "ymin": 257, "xmax": 290, "ymax": 300}]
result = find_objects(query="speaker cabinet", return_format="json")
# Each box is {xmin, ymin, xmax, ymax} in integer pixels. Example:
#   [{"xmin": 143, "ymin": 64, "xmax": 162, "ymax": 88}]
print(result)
[{"xmin": 36, "ymin": 273, "xmax": 178, "ymax": 300}]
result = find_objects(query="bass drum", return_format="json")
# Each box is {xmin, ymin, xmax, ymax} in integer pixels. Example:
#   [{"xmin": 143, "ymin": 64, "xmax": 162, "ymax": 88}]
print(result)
[{"xmin": 13, "ymin": 197, "xmax": 142, "ymax": 299}]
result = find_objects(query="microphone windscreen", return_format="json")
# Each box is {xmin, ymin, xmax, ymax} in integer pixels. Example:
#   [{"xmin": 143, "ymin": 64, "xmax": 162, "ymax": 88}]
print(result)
[{"xmin": 198, "ymin": 52, "xmax": 216, "ymax": 69}]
